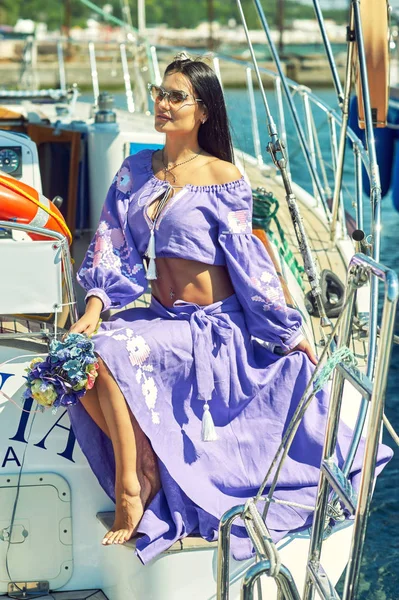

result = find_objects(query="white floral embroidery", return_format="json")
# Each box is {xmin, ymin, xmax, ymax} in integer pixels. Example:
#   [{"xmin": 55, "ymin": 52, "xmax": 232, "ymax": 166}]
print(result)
[
  {"xmin": 113, "ymin": 333, "xmax": 128, "ymax": 341},
  {"xmin": 98, "ymin": 327, "xmax": 125, "ymax": 337},
  {"xmin": 250, "ymin": 271, "xmax": 287, "ymax": 313},
  {"xmin": 260, "ymin": 271, "xmax": 273, "ymax": 284},
  {"xmin": 127, "ymin": 335, "xmax": 151, "ymax": 366},
  {"xmin": 97, "ymin": 221, "xmax": 109, "ymax": 235},
  {"xmin": 98, "ymin": 325, "xmax": 160, "ymax": 424},
  {"xmin": 141, "ymin": 377, "xmax": 158, "ymax": 410},
  {"xmin": 227, "ymin": 209, "xmax": 251, "ymax": 234}
]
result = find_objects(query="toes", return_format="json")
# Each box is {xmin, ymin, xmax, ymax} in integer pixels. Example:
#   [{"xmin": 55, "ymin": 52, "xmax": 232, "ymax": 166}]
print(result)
[
  {"xmin": 102, "ymin": 528, "xmax": 133, "ymax": 546},
  {"xmin": 114, "ymin": 530, "xmax": 126, "ymax": 545},
  {"xmin": 102, "ymin": 531, "xmax": 114, "ymax": 545},
  {"xmin": 103, "ymin": 529, "xmax": 119, "ymax": 545}
]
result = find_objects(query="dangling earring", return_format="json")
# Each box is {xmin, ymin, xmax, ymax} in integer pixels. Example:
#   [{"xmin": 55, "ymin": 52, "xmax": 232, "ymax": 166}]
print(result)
[{"xmin": 201, "ymin": 118, "xmax": 207, "ymax": 125}]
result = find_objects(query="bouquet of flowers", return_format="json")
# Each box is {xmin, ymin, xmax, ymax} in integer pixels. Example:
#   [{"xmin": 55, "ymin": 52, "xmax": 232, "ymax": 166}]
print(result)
[{"xmin": 24, "ymin": 333, "xmax": 99, "ymax": 410}]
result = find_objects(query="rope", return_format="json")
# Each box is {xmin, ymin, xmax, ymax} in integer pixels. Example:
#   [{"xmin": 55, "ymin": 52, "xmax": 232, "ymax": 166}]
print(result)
[
  {"xmin": 313, "ymin": 346, "xmax": 357, "ymax": 392},
  {"xmin": 260, "ymin": 496, "xmax": 315, "ymax": 512},
  {"xmin": 244, "ymin": 498, "xmax": 281, "ymax": 577},
  {"xmin": 0, "ymin": 175, "xmax": 72, "ymax": 244}
]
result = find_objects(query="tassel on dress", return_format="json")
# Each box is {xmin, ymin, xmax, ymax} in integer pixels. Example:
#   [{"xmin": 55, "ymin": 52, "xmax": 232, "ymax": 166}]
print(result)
[
  {"xmin": 145, "ymin": 229, "xmax": 157, "ymax": 280},
  {"xmin": 201, "ymin": 401, "xmax": 218, "ymax": 441}
]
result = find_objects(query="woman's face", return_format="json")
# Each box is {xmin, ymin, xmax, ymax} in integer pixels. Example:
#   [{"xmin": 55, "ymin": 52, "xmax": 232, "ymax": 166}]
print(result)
[{"xmin": 152, "ymin": 71, "xmax": 207, "ymax": 135}]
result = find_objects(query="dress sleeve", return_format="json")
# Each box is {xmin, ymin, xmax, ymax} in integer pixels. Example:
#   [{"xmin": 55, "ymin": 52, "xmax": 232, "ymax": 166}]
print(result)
[
  {"xmin": 217, "ymin": 182, "xmax": 304, "ymax": 353},
  {"xmin": 77, "ymin": 158, "xmax": 147, "ymax": 312}
]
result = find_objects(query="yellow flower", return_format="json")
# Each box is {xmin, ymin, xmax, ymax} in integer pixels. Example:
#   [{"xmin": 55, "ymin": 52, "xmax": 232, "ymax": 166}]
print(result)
[
  {"xmin": 31, "ymin": 379, "xmax": 57, "ymax": 407},
  {"xmin": 25, "ymin": 357, "xmax": 44, "ymax": 373},
  {"xmin": 73, "ymin": 379, "xmax": 87, "ymax": 391}
]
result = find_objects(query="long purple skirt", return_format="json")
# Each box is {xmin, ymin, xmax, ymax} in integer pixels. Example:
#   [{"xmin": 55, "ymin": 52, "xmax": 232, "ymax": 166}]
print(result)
[{"xmin": 68, "ymin": 294, "xmax": 392, "ymax": 564}]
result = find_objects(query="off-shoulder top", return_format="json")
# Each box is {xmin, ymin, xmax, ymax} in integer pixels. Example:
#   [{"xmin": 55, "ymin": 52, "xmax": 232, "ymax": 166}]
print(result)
[{"xmin": 77, "ymin": 149, "xmax": 304, "ymax": 353}]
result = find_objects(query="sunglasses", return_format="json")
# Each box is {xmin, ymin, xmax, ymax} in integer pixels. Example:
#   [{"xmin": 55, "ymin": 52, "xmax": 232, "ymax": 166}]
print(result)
[{"xmin": 148, "ymin": 83, "xmax": 203, "ymax": 106}]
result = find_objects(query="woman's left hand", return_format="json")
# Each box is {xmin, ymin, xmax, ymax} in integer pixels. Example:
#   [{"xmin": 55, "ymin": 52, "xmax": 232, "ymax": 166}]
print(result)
[{"xmin": 287, "ymin": 339, "xmax": 318, "ymax": 365}]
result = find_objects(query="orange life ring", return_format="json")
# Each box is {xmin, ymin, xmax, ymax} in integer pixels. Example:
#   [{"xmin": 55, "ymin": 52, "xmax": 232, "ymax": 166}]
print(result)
[
  {"xmin": 355, "ymin": 0, "xmax": 390, "ymax": 129},
  {"xmin": 0, "ymin": 174, "xmax": 72, "ymax": 244}
]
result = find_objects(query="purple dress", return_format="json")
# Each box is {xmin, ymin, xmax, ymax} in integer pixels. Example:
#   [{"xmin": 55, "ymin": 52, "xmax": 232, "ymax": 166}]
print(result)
[{"xmin": 69, "ymin": 149, "xmax": 392, "ymax": 564}]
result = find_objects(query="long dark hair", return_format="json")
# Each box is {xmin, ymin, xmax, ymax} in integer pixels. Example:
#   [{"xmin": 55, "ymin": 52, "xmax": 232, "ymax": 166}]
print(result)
[{"xmin": 164, "ymin": 56, "xmax": 234, "ymax": 164}]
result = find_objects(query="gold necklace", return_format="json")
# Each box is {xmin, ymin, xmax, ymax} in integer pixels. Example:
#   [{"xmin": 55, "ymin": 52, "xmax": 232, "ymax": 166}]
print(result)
[{"xmin": 161, "ymin": 148, "xmax": 202, "ymax": 183}]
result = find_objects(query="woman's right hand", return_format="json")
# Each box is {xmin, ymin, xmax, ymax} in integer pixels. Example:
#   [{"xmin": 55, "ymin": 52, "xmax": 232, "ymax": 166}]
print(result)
[{"xmin": 69, "ymin": 296, "xmax": 103, "ymax": 336}]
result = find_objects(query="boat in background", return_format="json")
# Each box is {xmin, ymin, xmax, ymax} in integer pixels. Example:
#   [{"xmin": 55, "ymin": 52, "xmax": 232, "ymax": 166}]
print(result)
[{"xmin": 0, "ymin": 0, "xmax": 397, "ymax": 598}]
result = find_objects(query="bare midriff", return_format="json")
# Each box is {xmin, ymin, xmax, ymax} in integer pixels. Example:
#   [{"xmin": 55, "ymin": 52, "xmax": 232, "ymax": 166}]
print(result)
[{"xmin": 148, "ymin": 257, "xmax": 235, "ymax": 308}]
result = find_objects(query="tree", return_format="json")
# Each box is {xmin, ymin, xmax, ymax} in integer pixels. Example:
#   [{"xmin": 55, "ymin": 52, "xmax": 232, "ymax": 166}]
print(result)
[{"xmin": 0, "ymin": 0, "xmax": 21, "ymax": 26}]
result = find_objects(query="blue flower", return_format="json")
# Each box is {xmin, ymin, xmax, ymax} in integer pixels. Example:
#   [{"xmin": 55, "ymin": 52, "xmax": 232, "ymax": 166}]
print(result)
[{"xmin": 25, "ymin": 332, "xmax": 99, "ymax": 409}]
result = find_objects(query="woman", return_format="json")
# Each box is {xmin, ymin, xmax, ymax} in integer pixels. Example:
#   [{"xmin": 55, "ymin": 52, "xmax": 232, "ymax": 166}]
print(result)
[{"xmin": 68, "ymin": 55, "xmax": 391, "ymax": 563}]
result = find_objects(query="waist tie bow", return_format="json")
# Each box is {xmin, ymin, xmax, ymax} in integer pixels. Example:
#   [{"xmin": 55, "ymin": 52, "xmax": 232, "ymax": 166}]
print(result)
[{"xmin": 174, "ymin": 301, "xmax": 234, "ymax": 441}]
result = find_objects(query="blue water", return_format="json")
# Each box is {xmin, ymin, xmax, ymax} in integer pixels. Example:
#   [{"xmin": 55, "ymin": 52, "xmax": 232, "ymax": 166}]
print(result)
[{"xmin": 107, "ymin": 87, "xmax": 398, "ymax": 598}]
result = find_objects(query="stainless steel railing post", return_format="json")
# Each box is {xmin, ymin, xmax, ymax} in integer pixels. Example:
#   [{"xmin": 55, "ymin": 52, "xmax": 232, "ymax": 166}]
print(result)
[
  {"xmin": 330, "ymin": 8, "xmax": 355, "ymax": 242},
  {"xmin": 57, "ymin": 40, "xmax": 67, "ymax": 93},
  {"xmin": 275, "ymin": 77, "xmax": 290, "ymax": 179},
  {"xmin": 150, "ymin": 45, "xmax": 162, "ymax": 85},
  {"xmin": 213, "ymin": 56, "xmax": 224, "ymax": 95},
  {"xmin": 246, "ymin": 67, "xmax": 263, "ymax": 167},
  {"xmin": 120, "ymin": 43, "xmax": 135, "ymax": 113},
  {"xmin": 302, "ymin": 273, "xmax": 357, "ymax": 600},
  {"xmin": 241, "ymin": 561, "xmax": 301, "ymax": 600},
  {"xmin": 353, "ymin": 144, "xmax": 364, "ymax": 232},
  {"xmin": 217, "ymin": 505, "xmax": 245, "ymax": 600},
  {"xmin": 342, "ymin": 258, "xmax": 398, "ymax": 600},
  {"xmin": 302, "ymin": 90, "xmax": 319, "ymax": 202},
  {"xmin": 328, "ymin": 113, "xmax": 347, "ymax": 238},
  {"xmin": 88, "ymin": 42, "xmax": 100, "ymax": 106},
  {"xmin": 340, "ymin": 0, "xmax": 383, "ymax": 484}
]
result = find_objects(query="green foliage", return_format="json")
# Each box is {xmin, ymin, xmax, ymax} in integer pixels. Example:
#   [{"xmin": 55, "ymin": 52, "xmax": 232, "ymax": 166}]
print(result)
[
  {"xmin": 0, "ymin": 0, "xmax": 21, "ymax": 25},
  {"xmin": 0, "ymin": 0, "xmax": 348, "ymax": 31}
]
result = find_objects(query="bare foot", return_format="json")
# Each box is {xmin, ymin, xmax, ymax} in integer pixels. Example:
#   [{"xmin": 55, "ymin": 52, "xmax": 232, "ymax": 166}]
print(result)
[{"xmin": 102, "ymin": 476, "xmax": 152, "ymax": 546}]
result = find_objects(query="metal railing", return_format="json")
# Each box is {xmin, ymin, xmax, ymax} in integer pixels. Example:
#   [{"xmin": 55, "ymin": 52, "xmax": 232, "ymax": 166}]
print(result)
[
  {"xmin": 303, "ymin": 254, "xmax": 398, "ymax": 600},
  {"xmin": 0, "ymin": 221, "xmax": 78, "ymax": 336},
  {"xmin": 216, "ymin": 254, "xmax": 397, "ymax": 599}
]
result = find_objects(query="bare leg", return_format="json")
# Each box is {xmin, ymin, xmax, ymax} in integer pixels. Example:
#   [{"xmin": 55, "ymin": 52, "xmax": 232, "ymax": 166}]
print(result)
[
  {"xmin": 93, "ymin": 358, "xmax": 161, "ymax": 545},
  {"xmin": 81, "ymin": 387, "xmax": 110, "ymax": 438}
]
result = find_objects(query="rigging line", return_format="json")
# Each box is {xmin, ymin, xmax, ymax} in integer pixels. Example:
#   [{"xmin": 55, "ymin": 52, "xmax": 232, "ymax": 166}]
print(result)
[
  {"xmin": 383, "ymin": 413, "xmax": 399, "ymax": 447},
  {"xmin": 2, "ymin": 412, "xmax": 37, "ymax": 586},
  {"xmin": 78, "ymin": 0, "xmax": 138, "ymax": 32},
  {"xmin": 249, "ymin": 0, "xmax": 329, "ymax": 216},
  {"xmin": 311, "ymin": 0, "xmax": 344, "ymax": 106},
  {"xmin": 310, "ymin": 109, "xmax": 332, "ymax": 197},
  {"xmin": 236, "ymin": 0, "xmax": 331, "ymax": 325}
]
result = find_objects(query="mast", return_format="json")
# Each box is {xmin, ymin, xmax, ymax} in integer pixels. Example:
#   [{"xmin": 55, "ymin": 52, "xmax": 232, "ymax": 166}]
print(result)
[
  {"xmin": 207, "ymin": 0, "xmax": 215, "ymax": 50},
  {"xmin": 63, "ymin": 0, "xmax": 72, "ymax": 59},
  {"xmin": 138, "ymin": 0, "xmax": 146, "ymax": 36}
]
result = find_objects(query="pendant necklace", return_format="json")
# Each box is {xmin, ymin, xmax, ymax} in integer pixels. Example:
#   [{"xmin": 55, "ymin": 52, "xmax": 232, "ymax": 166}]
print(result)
[{"xmin": 161, "ymin": 148, "xmax": 202, "ymax": 183}]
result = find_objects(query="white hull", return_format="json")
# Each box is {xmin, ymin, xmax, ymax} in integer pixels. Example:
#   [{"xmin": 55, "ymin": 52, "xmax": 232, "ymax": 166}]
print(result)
[{"xmin": 0, "ymin": 341, "xmax": 354, "ymax": 599}]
